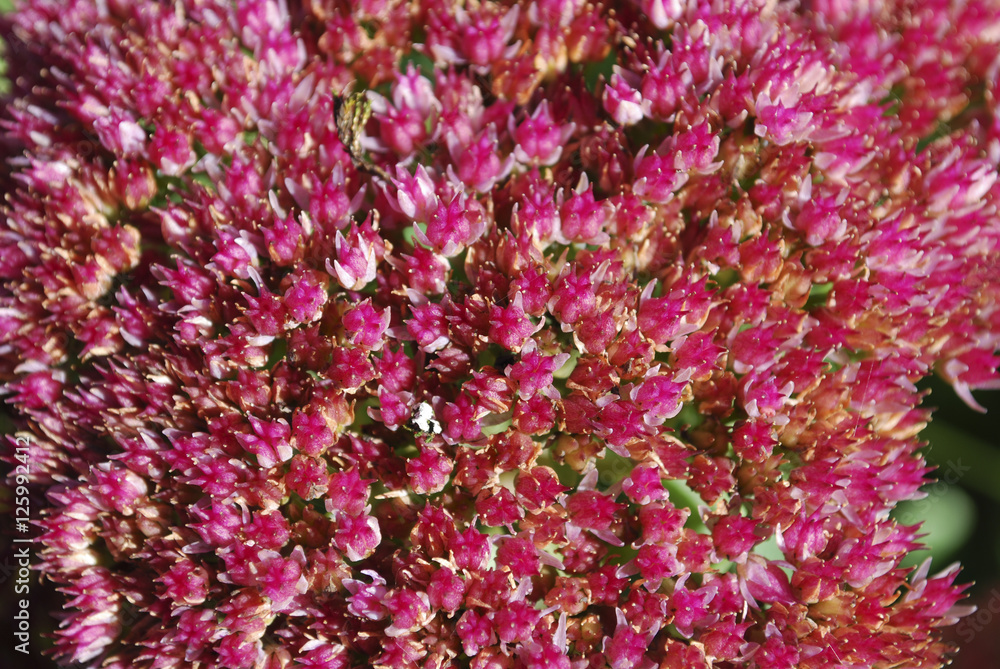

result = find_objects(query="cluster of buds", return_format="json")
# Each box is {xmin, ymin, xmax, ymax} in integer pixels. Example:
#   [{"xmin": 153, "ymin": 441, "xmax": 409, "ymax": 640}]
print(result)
[{"xmin": 1, "ymin": 0, "xmax": 998, "ymax": 668}]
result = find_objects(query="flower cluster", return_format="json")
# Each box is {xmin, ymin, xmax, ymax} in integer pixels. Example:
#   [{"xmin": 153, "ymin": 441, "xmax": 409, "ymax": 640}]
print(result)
[{"xmin": 2, "ymin": 0, "xmax": 998, "ymax": 667}]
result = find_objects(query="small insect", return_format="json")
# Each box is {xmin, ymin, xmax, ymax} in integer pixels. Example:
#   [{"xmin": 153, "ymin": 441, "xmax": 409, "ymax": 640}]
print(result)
[
  {"xmin": 335, "ymin": 89, "xmax": 390, "ymax": 181},
  {"xmin": 410, "ymin": 401, "xmax": 442, "ymax": 435}
]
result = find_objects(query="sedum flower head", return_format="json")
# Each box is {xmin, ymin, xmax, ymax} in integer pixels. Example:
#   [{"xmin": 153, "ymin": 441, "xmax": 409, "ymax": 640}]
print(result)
[{"xmin": 1, "ymin": 0, "xmax": 998, "ymax": 668}]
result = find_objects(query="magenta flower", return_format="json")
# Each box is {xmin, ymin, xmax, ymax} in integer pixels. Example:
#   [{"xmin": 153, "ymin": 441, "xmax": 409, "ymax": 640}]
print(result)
[{"xmin": 2, "ymin": 1, "xmax": 997, "ymax": 668}]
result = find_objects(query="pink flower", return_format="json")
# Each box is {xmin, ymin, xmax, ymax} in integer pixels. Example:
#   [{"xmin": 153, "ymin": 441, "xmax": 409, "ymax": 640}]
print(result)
[
  {"xmin": 506, "ymin": 342, "xmax": 569, "ymax": 398},
  {"xmin": 488, "ymin": 294, "xmax": 534, "ymax": 351},
  {"xmin": 754, "ymin": 91, "xmax": 815, "ymax": 145},
  {"xmin": 328, "ymin": 224, "xmax": 378, "ymax": 291},
  {"xmin": 406, "ymin": 300, "xmax": 450, "ymax": 352},
  {"xmin": 148, "ymin": 125, "xmax": 195, "ymax": 175},
  {"xmin": 603, "ymin": 71, "xmax": 645, "ymax": 125},
  {"xmin": 413, "ymin": 189, "xmax": 488, "ymax": 257},
  {"xmin": 407, "ymin": 445, "xmax": 454, "ymax": 494},
  {"xmin": 387, "ymin": 245, "xmax": 451, "ymax": 294},
  {"xmin": 4, "ymin": 1, "xmax": 992, "ymax": 668},
  {"xmin": 236, "ymin": 416, "xmax": 293, "ymax": 469},
  {"xmin": 427, "ymin": 567, "xmax": 465, "ymax": 612},
  {"xmin": 342, "ymin": 299, "xmax": 390, "ymax": 350},
  {"xmin": 512, "ymin": 101, "xmax": 575, "ymax": 166},
  {"xmin": 456, "ymin": 609, "xmax": 494, "ymax": 655},
  {"xmin": 385, "ymin": 164, "xmax": 439, "ymax": 222},
  {"xmin": 494, "ymin": 599, "xmax": 540, "ymax": 644},
  {"xmin": 633, "ymin": 145, "xmax": 689, "ymax": 203},
  {"xmin": 334, "ymin": 512, "xmax": 382, "ymax": 562},
  {"xmin": 449, "ymin": 127, "xmax": 514, "ymax": 192},
  {"xmin": 605, "ymin": 609, "xmax": 652, "ymax": 669},
  {"xmin": 558, "ymin": 177, "xmax": 611, "ymax": 244}
]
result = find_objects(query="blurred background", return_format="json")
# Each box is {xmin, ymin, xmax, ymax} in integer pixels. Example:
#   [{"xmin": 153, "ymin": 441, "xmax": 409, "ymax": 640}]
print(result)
[{"xmin": 916, "ymin": 379, "xmax": 1000, "ymax": 667}]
